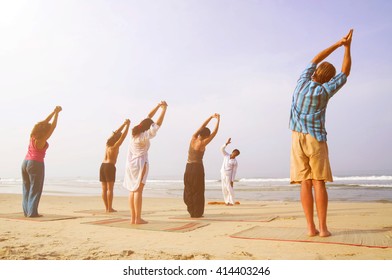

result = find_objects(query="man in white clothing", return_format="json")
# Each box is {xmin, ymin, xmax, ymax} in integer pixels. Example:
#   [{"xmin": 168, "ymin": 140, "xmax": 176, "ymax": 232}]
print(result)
[{"xmin": 220, "ymin": 138, "xmax": 240, "ymax": 206}]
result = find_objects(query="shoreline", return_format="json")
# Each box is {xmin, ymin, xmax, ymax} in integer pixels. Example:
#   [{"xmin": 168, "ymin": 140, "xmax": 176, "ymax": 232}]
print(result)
[
  {"xmin": 1, "ymin": 194, "xmax": 392, "ymax": 260},
  {"xmin": 1, "ymin": 178, "xmax": 391, "ymax": 203}
]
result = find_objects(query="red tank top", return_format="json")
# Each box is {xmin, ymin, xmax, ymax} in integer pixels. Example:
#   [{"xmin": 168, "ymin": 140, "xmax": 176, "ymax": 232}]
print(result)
[{"xmin": 25, "ymin": 138, "xmax": 49, "ymax": 162}]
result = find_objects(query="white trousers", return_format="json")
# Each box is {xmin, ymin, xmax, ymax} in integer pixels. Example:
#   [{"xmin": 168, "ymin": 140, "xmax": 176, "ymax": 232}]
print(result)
[{"xmin": 221, "ymin": 173, "xmax": 234, "ymax": 204}]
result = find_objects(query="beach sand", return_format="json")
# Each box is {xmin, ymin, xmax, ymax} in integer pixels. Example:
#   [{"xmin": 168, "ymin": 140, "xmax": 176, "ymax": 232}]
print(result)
[{"xmin": 0, "ymin": 194, "xmax": 391, "ymax": 260}]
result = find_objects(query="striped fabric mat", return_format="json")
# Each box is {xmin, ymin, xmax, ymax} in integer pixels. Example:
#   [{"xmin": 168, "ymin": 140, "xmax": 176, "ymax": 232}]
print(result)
[
  {"xmin": 230, "ymin": 226, "xmax": 392, "ymax": 248},
  {"xmin": 74, "ymin": 209, "xmax": 130, "ymax": 216},
  {"xmin": 0, "ymin": 213, "xmax": 77, "ymax": 222},
  {"xmin": 171, "ymin": 214, "xmax": 277, "ymax": 222},
  {"xmin": 83, "ymin": 218, "xmax": 209, "ymax": 232}
]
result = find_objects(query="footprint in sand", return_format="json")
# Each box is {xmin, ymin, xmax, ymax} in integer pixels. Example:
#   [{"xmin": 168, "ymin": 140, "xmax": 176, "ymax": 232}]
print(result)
[{"xmin": 122, "ymin": 250, "xmax": 134, "ymax": 257}]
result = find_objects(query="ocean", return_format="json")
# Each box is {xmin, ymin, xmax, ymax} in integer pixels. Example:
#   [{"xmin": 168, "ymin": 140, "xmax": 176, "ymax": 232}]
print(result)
[{"xmin": 1, "ymin": 175, "xmax": 391, "ymax": 202}]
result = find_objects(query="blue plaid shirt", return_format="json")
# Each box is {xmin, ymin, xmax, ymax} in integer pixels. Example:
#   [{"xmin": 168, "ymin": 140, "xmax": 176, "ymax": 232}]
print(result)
[{"xmin": 289, "ymin": 63, "xmax": 347, "ymax": 141}]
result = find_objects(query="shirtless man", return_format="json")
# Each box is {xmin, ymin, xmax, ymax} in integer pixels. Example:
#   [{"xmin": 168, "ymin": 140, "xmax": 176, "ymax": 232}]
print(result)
[{"xmin": 100, "ymin": 119, "xmax": 130, "ymax": 212}]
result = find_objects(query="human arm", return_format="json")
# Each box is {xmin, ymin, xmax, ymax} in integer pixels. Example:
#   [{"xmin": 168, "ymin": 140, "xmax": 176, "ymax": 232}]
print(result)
[
  {"xmin": 311, "ymin": 41, "xmax": 341, "ymax": 65},
  {"xmin": 44, "ymin": 106, "xmax": 62, "ymax": 140},
  {"xmin": 113, "ymin": 119, "xmax": 131, "ymax": 148},
  {"xmin": 230, "ymin": 162, "xmax": 238, "ymax": 187},
  {"xmin": 114, "ymin": 120, "xmax": 128, "ymax": 134},
  {"xmin": 341, "ymin": 29, "xmax": 353, "ymax": 77},
  {"xmin": 311, "ymin": 30, "xmax": 353, "ymax": 64},
  {"xmin": 148, "ymin": 102, "xmax": 162, "ymax": 119},
  {"xmin": 202, "ymin": 113, "xmax": 220, "ymax": 146},
  {"xmin": 155, "ymin": 101, "xmax": 168, "ymax": 126},
  {"xmin": 192, "ymin": 115, "xmax": 214, "ymax": 138},
  {"xmin": 42, "ymin": 110, "xmax": 56, "ymax": 124},
  {"xmin": 220, "ymin": 138, "xmax": 231, "ymax": 156}
]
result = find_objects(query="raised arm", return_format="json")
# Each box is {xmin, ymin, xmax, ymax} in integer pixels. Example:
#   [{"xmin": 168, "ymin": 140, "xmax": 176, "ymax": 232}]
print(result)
[
  {"xmin": 113, "ymin": 119, "xmax": 131, "ymax": 148},
  {"xmin": 202, "ymin": 113, "xmax": 220, "ymax": 146},
  {"xmin": 221, "ymin": 137, "xmax": 231, "ymax": 156},
  {"xmin": 42, "ymin": 110, "xmax": 56, "ymax": 123},
  {"xmin": 311, "ymin": 41, "xmax": 341, "ymax": 65},
  {"xmin": 45, "ymin": 106, "xmax": 62, "ymax": 140},
  {"xmin": 148, "ymin": 103, "xmax": 161, "ymax": 119},
  {"xmin": 193, "ymin": 115, "xmax": 213, "ymax": 138},
  {"xmin": 155, "ymin": 101, "xmax": 168, "ymax": 126},
  {"xmin": 311, "ymin": 30, "xmax": 352, "ymax": 64},
  {"xmin": 341, "ymin": 29, "xmax": 353, "ymax": 77}
]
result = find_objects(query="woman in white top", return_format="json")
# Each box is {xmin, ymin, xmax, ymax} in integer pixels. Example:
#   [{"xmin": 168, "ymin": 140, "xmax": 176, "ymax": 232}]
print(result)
[
  {"xmin": 124, "ymin": 101, "xmax": 168, "ymax": 224},
  {"xmin": 220, "ymin": 138, "xmax": 240, "ymax": 206}
]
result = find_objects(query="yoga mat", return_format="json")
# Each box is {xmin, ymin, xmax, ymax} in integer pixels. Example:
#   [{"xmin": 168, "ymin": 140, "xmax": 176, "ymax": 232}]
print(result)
[
  {"xmin": 0, "ymin": 213, "xmax": 77, "ymax": 222},
  {"xmin": 82, "ymin": 218, "xmax": 209, "ymax": 232},
  {"xmin": 171, "ymin": 214, "xmax": 278, "ymax": 222},
  {"xmin": 74, "ymin": 209, "xmax": 131, "ymax": 216},
  {"xmin": 230, "ymin": 226, "xmax": 392, "ymax": 248},
  {"xmin": 208, "ymin": 201, "xmax": 241, "ymax": 205}
]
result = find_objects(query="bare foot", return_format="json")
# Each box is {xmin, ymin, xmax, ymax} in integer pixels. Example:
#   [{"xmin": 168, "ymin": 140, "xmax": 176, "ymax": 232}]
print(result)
[
  {"xmin": 319, "ymin": 230, "xmax": 331, "ymax": 237},
  {"xmin": 29, "ymin": 214, "xmax": 43, "ymax": 218},
  {"xmin": 308, "ymin": 229, "xmax": 320, "ymax": 237},
  {"xmin": 135, "ymin": 218, "xmax": 148, "ymax": 224},
  {"xmin": 107, "ymin": 208, "xmax": 117, "ymax": 213},
  {"xmin": 226, "ymin": 203, "xmax": 234, "ymax": 206}
]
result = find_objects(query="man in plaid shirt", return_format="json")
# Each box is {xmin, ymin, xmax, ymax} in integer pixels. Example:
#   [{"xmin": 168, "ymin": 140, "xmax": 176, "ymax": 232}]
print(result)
[{"xmin": 290, "ymin": 29, "xmax": 353, "ymax": 237}]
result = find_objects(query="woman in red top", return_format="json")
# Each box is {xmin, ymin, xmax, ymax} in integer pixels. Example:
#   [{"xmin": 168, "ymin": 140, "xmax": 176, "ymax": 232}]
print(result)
[{"xmin": 21, "ymin": 106, "xmax": 62, "ymax": 217}]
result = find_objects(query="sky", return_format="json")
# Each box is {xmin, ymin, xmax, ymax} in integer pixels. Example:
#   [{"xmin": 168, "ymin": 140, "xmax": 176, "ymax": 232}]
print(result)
[{"xmin": 1, "ymin": 0, "xmax": 391, "ymax": 180}]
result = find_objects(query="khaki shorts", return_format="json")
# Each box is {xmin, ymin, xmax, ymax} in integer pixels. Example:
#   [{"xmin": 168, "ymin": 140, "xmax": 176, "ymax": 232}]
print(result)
[{"xmin": 290, "ymin": 131, "xmax": 333, "ymax": 184}]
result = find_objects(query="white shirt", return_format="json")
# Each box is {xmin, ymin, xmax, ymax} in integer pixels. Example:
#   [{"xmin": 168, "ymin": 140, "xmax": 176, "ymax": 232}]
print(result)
[
  {"xmin": 123, "ymin": 123, "xmax": 160, "ymax": 191},
  {"xmin": 220, "ymin": 144, "xmax": 238, "ymax": 182},
  {"xmin": 128, "ymin": 123, "xmax": 160, "ymax": 159}
]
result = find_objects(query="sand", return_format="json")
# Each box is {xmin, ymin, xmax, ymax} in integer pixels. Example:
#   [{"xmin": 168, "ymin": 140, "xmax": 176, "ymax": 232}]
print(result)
[{"xmin": 0, "ymin": 194, "xmax": 391, "ymax": 260}]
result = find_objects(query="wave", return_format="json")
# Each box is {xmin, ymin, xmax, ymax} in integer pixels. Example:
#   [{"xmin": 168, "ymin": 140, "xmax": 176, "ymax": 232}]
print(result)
[
  {"xmin": 239, "ymin": 178, "xmax": 290, "ymax": 183},
  {"xmin": 0, "ymin": 178, "xmax": 22, "ymax": 183},
  {"xmin": 333, "ymin": 175, "xmax": 392, "ymax": 181},
  {"xmin": 347, "ymin": 184, "xmax": 392, "ymax": 188},
  {"xmin": 2, "ymin": 175, "xmax": 391, "ymax": 185},
  {"xmin": 239, "ymin": 175, "xmax": 392, "ymax": 183}
]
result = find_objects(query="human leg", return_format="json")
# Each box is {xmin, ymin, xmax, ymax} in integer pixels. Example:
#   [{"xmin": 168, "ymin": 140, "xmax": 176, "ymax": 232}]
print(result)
[
  {"xmin": 100, "ymin": 163, "xmax": 116, "ymax": 212},
  {"xmin": 305, "ymin": 136, "xmax": 332, "ymax": 237},
  {"xmin": 300, "ymin": 179, "xmax": 318, "ymax": 236},
  {"xmin": 106, "ymin": 182, "xmax": 116, "ymax": 212},
  {"xmin": 101, "ymin": 182, "xmax": 109, "ymax": 211},
  {"xmin": 313, "ymin": 180, "xmax": 331, "ymax": 237},
  {"xmin": 227, "ymin": 184, "xmax": 235, "ymax": 205},
  {"xmin": 134, "ymin": 184, "xmax": 147, "ymax": 224},
  {"xmin": 129, "ymin": 191, "xmax": 136, "ymax": 224},
  {"xmin": 133, "ymin": 163, "xmax": 148, "ymax": 224},
  {"xmin": 221, "ymin": 175, "xmax": 229, "ymax": 204},
  {"xmin": 26, "ymin": 161, "xmax": 45, "ymax": 217},
  {"xmin": 192, "ymin": 164, "xmax": 205, "ymax": 217},
  {"xmin": 184, "ymin": 164, "xmax": 196, "ymax": 216},
  {"xmin": 21, "ymin": 160, "xmax": 30, "ymax": 216},
  {"xmin": 291, "ymin": 132, "xmax": 316, "ymax": 235}
]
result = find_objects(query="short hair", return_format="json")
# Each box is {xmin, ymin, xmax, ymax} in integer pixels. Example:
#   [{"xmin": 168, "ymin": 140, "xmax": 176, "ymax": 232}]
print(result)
[
  {"xmin": 232, "ymin": 149, "xmax": 240, "ymax": 156},
  {"xmin": 132, "ymin": 118, "xmax": 154, "ymax": 136},
  {"xmin": 199, "ymin": 127, "xmax": 211, "ymax": 138},
  {"xmin": 106, "ymin": 131, "xmax": 122, "ymax": 146},
  {"xmin": 316, "ymin": 62, "xmax": 336, "ymax": 84}
]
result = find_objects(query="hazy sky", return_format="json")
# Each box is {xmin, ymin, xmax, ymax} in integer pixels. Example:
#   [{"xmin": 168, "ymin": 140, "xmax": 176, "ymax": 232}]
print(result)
[{"xmin": 1, "ymin": 0, "xmax": 391, "ymax": 180}]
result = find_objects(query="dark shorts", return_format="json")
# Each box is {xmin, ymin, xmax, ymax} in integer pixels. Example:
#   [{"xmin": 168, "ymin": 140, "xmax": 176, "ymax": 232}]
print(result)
[{"xmin": 100, "ymin": 163, "xmax": 116, "ymax": 182}]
